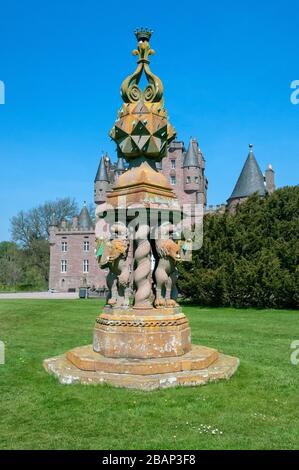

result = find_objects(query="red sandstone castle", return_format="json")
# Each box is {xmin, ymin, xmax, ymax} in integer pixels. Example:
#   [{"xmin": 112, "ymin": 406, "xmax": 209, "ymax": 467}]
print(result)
[{"xmin": 49, "ymin": 141, "xmax": 274, "ymax": 292}]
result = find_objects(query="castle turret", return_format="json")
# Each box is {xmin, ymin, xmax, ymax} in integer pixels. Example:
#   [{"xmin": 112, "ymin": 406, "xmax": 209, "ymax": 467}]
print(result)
[
  {"xmin": 115, "ymin": 156, "xmax": 126, "ymax": 180},
  {"xmin": 48, "ymin": 212, "xmax": 58, "ymax": 245},
  {"xmin": 183, "ymin": 137, "xmax": 201, "ymax": 193},
  {"xmin": 78, "ymin": 202, "xmax": 94, "ymax": 230},
  {"xmin": 227, "ymin": 144, "xmax": 267, "ymax": 211},
  {"xmin": 104, "ymin": 153, "xmax": 111, "ymax": 171},
  {"xmin": 265, "ymin": 164, "xmax": 275, "ymax": 194},
  {"xmin": 94, "ymin": 155, "xmax": 110, "ymax": 205}
]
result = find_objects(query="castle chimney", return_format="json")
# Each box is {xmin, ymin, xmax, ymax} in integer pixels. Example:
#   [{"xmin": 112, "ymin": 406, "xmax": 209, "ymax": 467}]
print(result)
[
  {"xmin": 72, "ymin": 216, "xmax": 79, "ymax": 229},
  {"xmin": 265, "ymin": 163, "xmax": 275, "ymax": 194}
]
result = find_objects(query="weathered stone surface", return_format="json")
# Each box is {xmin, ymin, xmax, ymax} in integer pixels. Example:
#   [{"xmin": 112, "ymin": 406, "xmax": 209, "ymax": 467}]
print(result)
[
  {"xmin": 43, "ymin": 350, "xmax": 239, "ymax": 391},
  {"xmin": 93, "ymin": 309, "xmax": 191, "ymax": 359},
  {"xmin": 106, "ymin": 162, "xmax": 179, "ymax": 208},
  {"xmin": 67, "ymin": 344, "xmax": 219, "ymax": 375}
]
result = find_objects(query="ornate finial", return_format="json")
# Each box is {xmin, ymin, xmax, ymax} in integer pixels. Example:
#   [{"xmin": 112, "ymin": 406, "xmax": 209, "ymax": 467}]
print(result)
[
  {"xmin": 134, "ymin": 28, "xmax": 153, "ymax": 42},
  {"xmin": 109, "ymin": 29, "xmax": 176, "ymax": 163},
  {"xmin": 118, "ymin": 29, "xmax": 160, "ymax": 103},
  {"xmin": 249, "ymin": 143, "xmax": 253, "ymax": 150}
]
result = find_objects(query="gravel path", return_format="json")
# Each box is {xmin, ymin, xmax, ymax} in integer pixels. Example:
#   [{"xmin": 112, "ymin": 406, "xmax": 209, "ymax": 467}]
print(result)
[{"xmin": 0, "ymin": 292, "xmax": 78, "ymax": 300}]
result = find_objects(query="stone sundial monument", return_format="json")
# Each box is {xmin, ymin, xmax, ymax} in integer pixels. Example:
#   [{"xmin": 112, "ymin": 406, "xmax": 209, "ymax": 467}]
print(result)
[{"xmin": 44, "ymin": 29, "xmax": 239, "ymax": 390}]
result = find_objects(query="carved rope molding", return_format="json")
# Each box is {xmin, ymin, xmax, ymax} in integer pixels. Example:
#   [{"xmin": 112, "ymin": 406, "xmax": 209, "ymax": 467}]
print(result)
[{"xmin": 96, "ymin": 318, "xmax": 188, "ymax": 328}]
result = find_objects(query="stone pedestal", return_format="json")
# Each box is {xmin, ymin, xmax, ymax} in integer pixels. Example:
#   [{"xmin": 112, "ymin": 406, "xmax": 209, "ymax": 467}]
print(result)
[
  {"xmin": 93, "ymin": 307, "xmax": 191, "ymax": 359},
  {"xmin": 43, "ymin": 304, "xmax": 239, "ymax": 390},
  {"xmin": 44, "ymin": 344, "xmax": 239, "ymax": 390}
]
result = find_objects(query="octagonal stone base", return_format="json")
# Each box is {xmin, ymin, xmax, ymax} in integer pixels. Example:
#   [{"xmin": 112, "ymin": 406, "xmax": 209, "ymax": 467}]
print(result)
[
  {"xmin": 93, "ymin": 308, "xmax": 191, "ymax": 359},
  {"xmin": 43, "ymin": 344, "xmax": 239, "ymax": 391}
]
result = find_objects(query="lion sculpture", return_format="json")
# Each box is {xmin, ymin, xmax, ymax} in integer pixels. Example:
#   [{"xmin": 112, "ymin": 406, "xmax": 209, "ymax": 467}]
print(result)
[
  {"xmin": 96, "ymin": 223, "xmax": 130, "ymax": 307},
  {"xmin": 154, "ymin": 223, "xmax": 181, "ymax": 308}
]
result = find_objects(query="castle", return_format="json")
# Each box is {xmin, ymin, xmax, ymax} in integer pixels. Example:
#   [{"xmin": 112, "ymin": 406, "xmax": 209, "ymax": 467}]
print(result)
[
  {"xmin": 94, "ymin": 137, "xmax": 208, "ymax": 206},
  {"xmin": 49, "ymin": 141, "xmax": 275, "ymax": 292}
]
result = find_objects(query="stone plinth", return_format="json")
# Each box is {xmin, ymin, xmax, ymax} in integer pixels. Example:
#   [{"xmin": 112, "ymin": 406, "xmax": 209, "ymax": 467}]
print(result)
[
  {"xmin": 44, "ymin": 344, "xmax": 239, "ymax": 390},
  {"xmin": 67, "ymin": 344, "xmax": 218, "ymax": 374},
  {"xmin": 106, "ymin": 161, "xmax": 179, "ymax": 209},
  {"xmin": 93, "ymin": 307, "xmax": 191, "ymax": 359},
  {"xmin": 44, "ymin": 305, "xmax": 239, "ymax": 390}
]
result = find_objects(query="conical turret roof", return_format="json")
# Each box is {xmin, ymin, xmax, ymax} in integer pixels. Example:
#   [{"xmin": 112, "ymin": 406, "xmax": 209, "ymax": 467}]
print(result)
[
  {"xmin": 229, "ymin": 144, "xmax": 266, "ymax": 200},
  {"xmin": 78, "ymin": 202, "xmax": 94, "ymax": 230},
  {"xmin": 94, "ymin": 156, "xmax": 109, "ymax": 182},
  {"xmin": 183, "ymin": 138, "xmax": 199, "ymax": 167}
]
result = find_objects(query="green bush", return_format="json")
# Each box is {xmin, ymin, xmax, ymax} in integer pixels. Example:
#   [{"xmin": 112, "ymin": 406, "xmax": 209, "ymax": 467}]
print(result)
[{"xmin": 178, "ymin": 186, "xmax": 299, "ymax": 309}]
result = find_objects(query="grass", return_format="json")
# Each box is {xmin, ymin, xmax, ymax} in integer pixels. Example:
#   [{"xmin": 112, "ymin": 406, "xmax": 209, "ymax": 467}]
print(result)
[{"xmin": 0, "ymin": 299, "xmax": 298, "ymax": 450}]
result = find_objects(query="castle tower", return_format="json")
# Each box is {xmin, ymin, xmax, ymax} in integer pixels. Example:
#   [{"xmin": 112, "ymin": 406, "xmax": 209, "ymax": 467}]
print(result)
[
  {"xmin": 48, "ymin": 202, "xmax": 102, "ymax": 292},
  {"xmin": 104, "ymin": 153, "xmax": 112, "ymax": 178},
  {"xmin": 265, "ymin": 164, "xmax": 275, "ymax": 194},
  {"xmin": 227, "ymin": 144, "xmax": 267, "ymax": 211},
  {"xmin": 114, "ymin": 156, "xmax": 126, "ymax": 180},
  {"xmin": 157, "ymin": 139, "xmax": 207, "ymax": 207},
  {"xmin": 94, "ymin": 155, "xmax": 110, "ymax": 205},
  {"xmin": 183, "ymin": 137, "xmax": 201, "ymax": 193}
]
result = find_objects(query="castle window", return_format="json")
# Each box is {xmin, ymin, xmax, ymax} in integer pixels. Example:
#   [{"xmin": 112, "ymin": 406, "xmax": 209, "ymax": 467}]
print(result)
[
  {"xmin": 186, "ymin": 176, "xmax": 191, "ymax": 184},
  {"xmin": 61, "ymin": 241, "xmax": 67, "ymax": 252},
  {"xmin": 61, "ymin": 260, "xmax": 67, "ymax": 273},
  {"xmin": 171, "ymin": 159, "xmax": 176, "ymax": 169},
  {"xmin": 83, "ymin": 241, "xmax": 90, "ymax": 252},
  {"xmin": 170, "ymin": 176, "xmax": 176, "ymax": 185},
  {"xmin": 195, "ymin": 176, "xmax": 199, "ymax": 184},
  {"xmin": 83, "ymin": 259, "xmax": 89, "ymax": 273}
]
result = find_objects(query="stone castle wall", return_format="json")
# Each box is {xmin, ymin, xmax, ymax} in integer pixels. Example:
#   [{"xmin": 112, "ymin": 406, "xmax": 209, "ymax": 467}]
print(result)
[
  {"xmin": 49, "ymin": 229, "xmax": 107, "ymax": 291},
  {"xmin": 160, "ymin": 141, "xmax": 207, "ymax": 206}
]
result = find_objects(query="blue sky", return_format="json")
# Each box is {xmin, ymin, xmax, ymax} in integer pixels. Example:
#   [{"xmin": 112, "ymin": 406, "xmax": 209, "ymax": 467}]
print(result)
[{"xmin": 0, "ymin": 0, "xmax": 298, "ymax": 241}]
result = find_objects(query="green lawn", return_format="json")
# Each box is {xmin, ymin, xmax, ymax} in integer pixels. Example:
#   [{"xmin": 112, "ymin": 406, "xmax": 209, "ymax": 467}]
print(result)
[{"xmin": 0, "ymin": 299, "xmax": 298, "ymax": 450}]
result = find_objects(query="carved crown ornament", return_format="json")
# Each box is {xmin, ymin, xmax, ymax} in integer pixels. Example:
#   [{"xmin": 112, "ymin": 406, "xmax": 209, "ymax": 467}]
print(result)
[{"xmin": 109, "ymin": 29, "xmax": 176, "ymax": 162}]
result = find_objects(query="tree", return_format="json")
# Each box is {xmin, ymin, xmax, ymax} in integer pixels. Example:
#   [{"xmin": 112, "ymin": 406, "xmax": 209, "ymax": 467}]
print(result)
[
  {"xmin": 11, "ymin": 197, "xmax": 79, "ymax": 246},
  {"xmin": 24, "ymin": 238, "xmax": 50, "ymax": 283},
  {"xmin": 87, "ymin": 202, "xmax": 96, "ymax": 224},
  {"xmin": 0, "ymin": 242, "xmax": 22, "ymax": 287},
  {"xmin": 178, "ymin": 186, "xmax": 299, "ymax": 309},
  {"xmin": 7, "ymin": 198, "xmax": 79, "ymax": 290}
]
